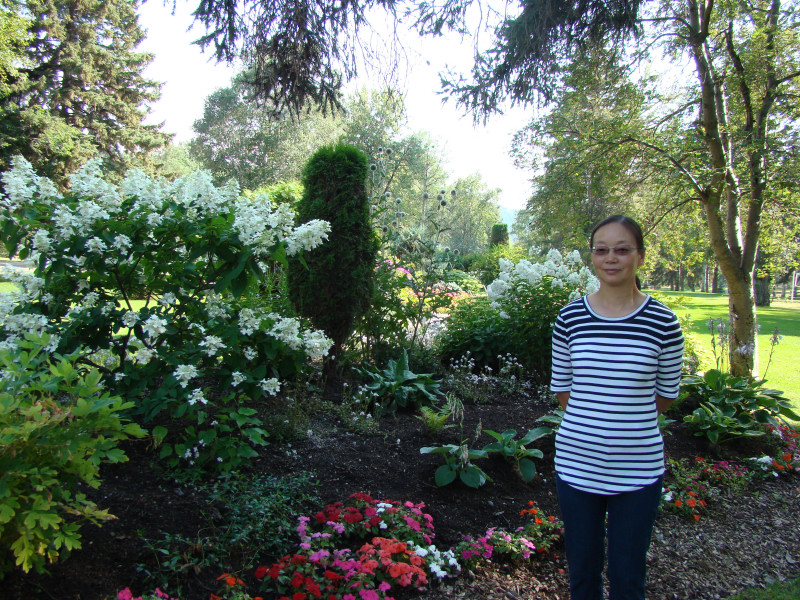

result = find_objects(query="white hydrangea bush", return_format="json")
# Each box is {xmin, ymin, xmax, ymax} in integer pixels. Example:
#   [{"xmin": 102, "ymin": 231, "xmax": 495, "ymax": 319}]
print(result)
[
  {"xmin": 0, "ymin": 156, "xmax": 334, "ymax": 472},
  {"xmin": 486, "ymin": 249, "xmax": 599, "ymax": 308},
  {"xmin": 480, "ymin": 248, "xmax": 599, "ymax": 382}
]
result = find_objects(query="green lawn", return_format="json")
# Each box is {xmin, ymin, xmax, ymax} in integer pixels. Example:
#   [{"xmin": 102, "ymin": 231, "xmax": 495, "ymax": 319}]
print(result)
[{"xmin": 655, "ymin": 290, "xmax": 800, "ymax": 408}]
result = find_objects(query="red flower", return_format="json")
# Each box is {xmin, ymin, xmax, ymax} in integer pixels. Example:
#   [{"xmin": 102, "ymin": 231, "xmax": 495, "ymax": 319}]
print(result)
[
  {"xmin": 290, "ymin": 572, "xmax": 305, "ymax": 588},
  {"xmin": 344, "ymin": 507, "xmax": 363, "ymax": 524},
  {"xmin": 254, "ymin": 565, "xmax": 269, "ymax": 579}
]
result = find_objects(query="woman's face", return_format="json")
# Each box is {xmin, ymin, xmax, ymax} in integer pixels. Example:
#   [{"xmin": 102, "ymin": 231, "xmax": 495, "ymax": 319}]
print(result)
[{"xmin": 590, "ymin": 222, "xmax": 644, "ymax": 289}]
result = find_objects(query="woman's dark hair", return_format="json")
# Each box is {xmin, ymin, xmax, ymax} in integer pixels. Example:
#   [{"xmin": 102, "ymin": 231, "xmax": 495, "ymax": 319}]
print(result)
[{"xmin": 589, "ymin": 215, "xmax": 645, "ymax": 251}]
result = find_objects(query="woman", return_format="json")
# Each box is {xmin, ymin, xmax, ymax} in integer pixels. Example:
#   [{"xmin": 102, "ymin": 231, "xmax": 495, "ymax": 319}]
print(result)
[{"xmin": 550, "ymin": 215, "xmax": 684, "ymax": 600}]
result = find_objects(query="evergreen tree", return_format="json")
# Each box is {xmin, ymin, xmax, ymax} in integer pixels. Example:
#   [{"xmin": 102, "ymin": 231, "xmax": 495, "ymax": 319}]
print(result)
[
  {"xmin": 287, "ymin": 143, "xmax": 378, "ymax": 376},
  {"xmin": 490, "ymin": 223, "xmax": 508, "ymax": 246},
  {"xmin": 0, "ymin": 0, "xmax": 169, "ymax": 183}
]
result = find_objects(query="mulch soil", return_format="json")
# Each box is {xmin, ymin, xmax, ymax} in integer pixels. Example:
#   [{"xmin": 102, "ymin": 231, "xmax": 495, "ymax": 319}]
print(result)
[{"xmin": 6, "ymin": 383, "xmax": 800, "ymax": 600}]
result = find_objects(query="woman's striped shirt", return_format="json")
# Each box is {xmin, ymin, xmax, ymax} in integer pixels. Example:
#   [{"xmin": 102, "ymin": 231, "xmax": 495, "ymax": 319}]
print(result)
[{"xmin": 550, "ymin": 295, "xmax": 684, "ymax": 495}]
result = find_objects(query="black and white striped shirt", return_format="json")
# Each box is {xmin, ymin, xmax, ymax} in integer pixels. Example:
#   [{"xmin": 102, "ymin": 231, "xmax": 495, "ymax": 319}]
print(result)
[{"xmin": 550, "ymin": 296, "xmax": 684, "ymax": 494}]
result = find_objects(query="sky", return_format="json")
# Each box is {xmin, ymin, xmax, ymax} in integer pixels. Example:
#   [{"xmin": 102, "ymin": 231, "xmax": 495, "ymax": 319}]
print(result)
[{"xmin": 136, "ymin": 1, "xmax": 536, "ymax": 211}]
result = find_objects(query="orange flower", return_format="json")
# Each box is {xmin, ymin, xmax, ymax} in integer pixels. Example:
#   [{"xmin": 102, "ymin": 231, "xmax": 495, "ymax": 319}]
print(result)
[
  {"xmin": 699, "ymin": 500, "xmax": 708, "ymax": 507},
  {"xmin": 674, "ymin": 500, "xmax": 683, "ymax": 508},
  {"xmin": 693, "ymin": 514, "xmax": 701, "ymax": 522},
  {"xmin": 687, "ymin": 498, "xmax": 697, "ymax": 508},
  {"xmin": 687, "ymin": 491, "xmax": 697, "ymax": 497},
  {"xmin": 784, "ymin": 453, "xmax": 793, "ymax": 462},
  {"xmin": 535, "ymin": 518, "xmax": 543, "ymax": 524},
  {"xmin": 217, "ymin": 573, "xmax": 243, "ymax": 587}
]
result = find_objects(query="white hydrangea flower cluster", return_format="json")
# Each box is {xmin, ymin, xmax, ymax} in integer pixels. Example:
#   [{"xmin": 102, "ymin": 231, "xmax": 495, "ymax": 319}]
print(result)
[
  {"xmin": 3, "ymin": 157, "xmax": 330, "ymax": 262},
  {"xmin": 0, "ymin": 155, "xmax": 57, "ymax": 212},
  {"xmin": 487, "ymin": 248, "xmax": 599, "ymax": 306}
]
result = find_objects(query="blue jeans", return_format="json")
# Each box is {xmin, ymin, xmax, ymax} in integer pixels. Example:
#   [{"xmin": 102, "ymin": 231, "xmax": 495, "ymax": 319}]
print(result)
[{"xmin": 555, "ymin": 475, "xmax": 663, "ymax": 600}]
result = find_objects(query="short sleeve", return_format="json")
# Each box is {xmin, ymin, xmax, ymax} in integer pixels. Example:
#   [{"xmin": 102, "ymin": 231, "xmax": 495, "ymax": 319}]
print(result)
[
  {"xmin": 550, "ymin": 311, "xmax": 572, "ymax": 393},
  {"xmin": 655, "ymin": 313, "xmax": 684, "ymax": 399}
]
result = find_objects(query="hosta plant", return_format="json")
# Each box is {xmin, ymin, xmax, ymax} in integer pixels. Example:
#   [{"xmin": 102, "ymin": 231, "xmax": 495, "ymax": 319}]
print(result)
[
  {"xmin": 482, "ymin": 427, "xmax": 553, "ymax": 482},
  {"xmin": 358, "ymin": 348, "xmax": 443, "ymax": 415},
  {"xmin": 420, "ymin": 442, "xmax": 491, "ymax": 488}
]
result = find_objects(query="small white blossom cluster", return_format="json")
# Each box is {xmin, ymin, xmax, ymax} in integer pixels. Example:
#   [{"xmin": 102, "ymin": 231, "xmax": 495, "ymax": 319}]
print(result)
[
  {"xmin": 487, "ymin": 248, "xmax": 599, "ymax": 306},
  {"xmin": 407, "ymin": 541, "xmax": 461, "ymax": 579}
]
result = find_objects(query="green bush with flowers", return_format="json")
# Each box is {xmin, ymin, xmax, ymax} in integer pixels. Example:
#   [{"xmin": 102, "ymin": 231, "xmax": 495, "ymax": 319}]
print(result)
[
  {"xmin": 0, "ymin": 156, "xmax": 334, "ymax": 473},
  {"xmin": 437, "ymin": 249, "xmax": 599, "ymax": 380}
]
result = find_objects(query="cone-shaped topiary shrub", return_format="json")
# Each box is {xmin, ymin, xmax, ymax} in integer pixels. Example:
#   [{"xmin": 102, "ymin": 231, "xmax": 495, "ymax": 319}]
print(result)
[{"xmin": 287, "ymin": 143, "xmax": 378, "ymax": 375}]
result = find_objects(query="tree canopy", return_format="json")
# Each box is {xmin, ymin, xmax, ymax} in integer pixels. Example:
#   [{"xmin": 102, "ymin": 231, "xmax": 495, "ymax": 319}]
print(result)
[
  {"xmin": 0, "ymin": 0, "xmax": 169, "ymax": 183},
  {"xmin": 187, "ymin": 0, "xmax": 647, "ymax": 118}
]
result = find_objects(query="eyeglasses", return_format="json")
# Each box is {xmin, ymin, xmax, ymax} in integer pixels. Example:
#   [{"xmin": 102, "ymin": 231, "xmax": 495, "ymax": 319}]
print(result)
[{"xmin": 591, "ymin": 245, "xmax": 640, "ymax": 257}]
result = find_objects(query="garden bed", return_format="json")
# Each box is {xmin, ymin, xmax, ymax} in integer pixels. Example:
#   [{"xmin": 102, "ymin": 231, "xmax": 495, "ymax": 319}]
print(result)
[{"xmin": 6, "ymin": 385, "xmax": 800, "ymax": 600}]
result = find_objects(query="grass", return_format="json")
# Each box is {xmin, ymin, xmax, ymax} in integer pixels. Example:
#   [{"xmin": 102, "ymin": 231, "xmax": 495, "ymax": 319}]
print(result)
[
  {"xmin": 655, "ymin": 290, "xmax": 800, "ymax": 409},
  {"xmin": 728, "ymin": 577, "xmax": 800, "ymax": 600}
]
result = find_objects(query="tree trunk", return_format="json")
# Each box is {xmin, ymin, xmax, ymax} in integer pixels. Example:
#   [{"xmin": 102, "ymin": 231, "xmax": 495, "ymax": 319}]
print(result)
[
  {"xmin": 754, "ymin": 276, "xmax": 771, "ymax": 307},
  {"xmin": 712, "ymin": 262, "xmax": 720, "ymax": 293}
]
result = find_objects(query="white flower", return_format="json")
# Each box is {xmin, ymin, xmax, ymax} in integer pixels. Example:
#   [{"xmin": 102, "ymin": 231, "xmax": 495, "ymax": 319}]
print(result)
[
  {"xmin": 134, "ymin": 347, "xmax": 157, "ymax": 365},
  {"xmin": 32, "ymin": 229, "xmax": 51, "ymax": 253},
  {"xmin": 231, "ymin": 371, "xmax": 247, "ymax": 386},
  {"xmin": 122, "ymin": 311, "xmax": 140, "ymax": 328},
  {"xmin": 546, "ymin": 248, "xmax": 563, "ymax": 264},
  {"xmin": 159, "ymin": 292, "xmax": 177, "ymax": 306},
  {"xmin": 142, "ymin": 314, "xmax": 168, "ymax": 340},
  {"xmin": 243, "ymin": 347, "xmax": 257, "ymax": 361},
  {"xmin": 566, "ymin": 250, "xmax": 583, "ymax": 265},
  {"xmin": 238, "ymin": 308, "xmax": 261, "ymax": 336},
  {"xmin": 259, "ymin": 377, "xmax": 281, "ymax": 396},
  {"xmin": 303, "ymin": 330, "xmax": 334, "ymax": 359},
  {"xmin": 285, "ymin": 219, "xmax": 331, "ymax": 255},
  {"xmin": 270, "ymin": 316, "xmax": 302, "ymax": 349},
  {"xmin": 112, "ymin": 234, "xmax": 132, "ymax": 252},
  {"xmin": 85, "ymin": 237, "xmax": 107, "ymax": 254},
  {"xmin": 199, "ymin": 335, "xmax": 225, "ymax": 357},
  {"xmin": 486, "ymin": 279, "xmax": 509, "ymax": 301},
  {"xmin": 174, "ymin": 364, "xmax": 199, "ymax": 388},
  {"xmin": 187, "ymin": 388, "xmax": 207, "ymax": 406}
]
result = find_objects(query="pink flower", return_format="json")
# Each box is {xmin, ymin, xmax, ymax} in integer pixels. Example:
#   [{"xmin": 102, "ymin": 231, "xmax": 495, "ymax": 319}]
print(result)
[
  {"xmin": 117, "ymin": 590, "xmax": 134, "ymax": 600},
  {"xmin": 359, "ymin": 589, "xmax": 380, "ymax": 600},
  {"xmin": 378, "ymin": 581, "xmax": 392, "ymax": 592}
]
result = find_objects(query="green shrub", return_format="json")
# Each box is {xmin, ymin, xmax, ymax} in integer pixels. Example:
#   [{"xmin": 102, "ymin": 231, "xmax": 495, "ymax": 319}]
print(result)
[
  {"xmin": 138, "ymin": 471, "xmax": 320, "ymax": 589},
  {"xmin": 287, "ymin": 144, "xmax": 378, "ymax": 371},
  {"xmin": 465, "ymin": 244, "xmax": 527, "ymax": 286},
  {"xmin": 0, "ymin": 333, "xmax": 145, "ymax": 575},
  {"xmin": 490, "ymin": 223, "xmax": 509, "ymax": 246},
  {"xmin": 437, "ymin": 250, "xmax": 599, "ymax": 382},
  {"xmin": 436, "ymin": 296, "xmax": 510, "ymax": 373}
]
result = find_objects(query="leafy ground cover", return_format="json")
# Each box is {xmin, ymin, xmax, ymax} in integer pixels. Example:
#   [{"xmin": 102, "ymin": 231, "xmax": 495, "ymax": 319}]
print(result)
[{"xmin": 5, "ymin": 378, "xmax": 800, "ymax": 600}]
